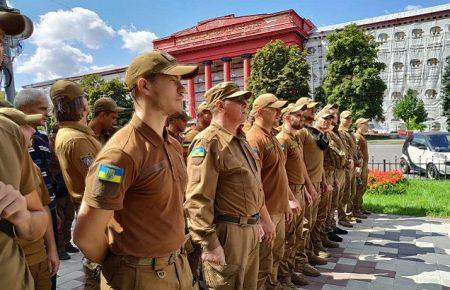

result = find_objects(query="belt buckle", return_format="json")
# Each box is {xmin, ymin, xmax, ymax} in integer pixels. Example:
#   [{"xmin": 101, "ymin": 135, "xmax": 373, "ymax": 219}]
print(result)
[{"xmin": 239, "ymin": 216, "xmax": 249, "ymax": 226}]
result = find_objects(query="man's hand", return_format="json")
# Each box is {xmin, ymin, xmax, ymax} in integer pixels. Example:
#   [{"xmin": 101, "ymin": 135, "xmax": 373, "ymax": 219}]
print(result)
[
  {"xmin": 260, "ymin": 217, "xmax": 276, "ymax": 244},
  {"xmin": 257, "ymin": 224, "xmax": 264, "ymax": 242},
  {"xmin": 289, "ymin": 198, "xmax": 301, "ymax": 216},
  {"xmin": 47, "ymin": 248, "xmax": 60, "ymax": 277},
  {"xmin": 347, "ymin": 159, "xmax": 354, "ymax": 170},
  {"xmin": 0, "ymin": 182, "xmax": 31, "ymax": 226},
  {"xmin": 202, "ymin": 245, "xmax": 226, "ymax": 266},
  {"xmin": 304, "ymin": 190, "xmax": 313, "ymax": 205},
  {"xmin": 285, "ymin": 207, "xmax": 293, "ymax": 224}
]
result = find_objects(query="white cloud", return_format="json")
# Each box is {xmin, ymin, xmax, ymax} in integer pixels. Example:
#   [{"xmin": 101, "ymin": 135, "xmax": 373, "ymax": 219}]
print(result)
[
  {"xmin": 404, "ymin": 5, "xmax": 422, "ymax": 11},
  {"xmin": 90, "ymin": 64, "xmax": 115, "ymax": 71},
  {"xmin": 17, "ymin": 7, "xmax": 115, "ymax": 82},
  {"xmin": 118, "ymin": 27, "xmax": 158, "ymax": 53}
]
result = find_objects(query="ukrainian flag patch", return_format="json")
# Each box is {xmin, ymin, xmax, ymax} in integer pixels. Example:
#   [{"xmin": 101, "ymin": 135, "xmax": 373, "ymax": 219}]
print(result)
[
  {"xmin": 191, "ymin": 147, "xmax": 206, "ymax": 157},
  {"xmin": 98, "ymin": 164, "xmax": 123, "ymax": 183}
]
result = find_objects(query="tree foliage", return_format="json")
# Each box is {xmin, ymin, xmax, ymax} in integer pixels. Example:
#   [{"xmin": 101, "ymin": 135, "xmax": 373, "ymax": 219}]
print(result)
[
  {"xmin": 393, "ymin": 89, "xmax": 427, "ymax": 131},
  {"xmin": 248, "ymin": 40, "xmax": 310, "ymax": 104},
  {"xmin": 323, "ymin": 24, "xmax": 386, "ymax": 121},
  {"xmin": 442, "ymin": 57, "xmax": 450, "ymax": 130}
]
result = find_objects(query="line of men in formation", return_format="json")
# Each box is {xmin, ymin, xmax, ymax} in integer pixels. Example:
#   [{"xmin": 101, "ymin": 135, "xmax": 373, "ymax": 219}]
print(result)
[{"xmin": 0, "ymin": 10, "xmax": 370, "ymax": 290}]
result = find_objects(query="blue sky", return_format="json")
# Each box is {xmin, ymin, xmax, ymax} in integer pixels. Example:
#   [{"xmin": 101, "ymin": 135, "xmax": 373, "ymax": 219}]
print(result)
[{"xmin": 7, "ymin": 0, "xmax": 449, "ymax": 88}]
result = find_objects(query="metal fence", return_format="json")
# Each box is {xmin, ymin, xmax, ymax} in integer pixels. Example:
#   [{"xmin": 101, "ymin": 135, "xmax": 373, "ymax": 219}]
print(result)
[{"xmin": 368, "ymin": 156, "xmax": 450, "ymax": 180}]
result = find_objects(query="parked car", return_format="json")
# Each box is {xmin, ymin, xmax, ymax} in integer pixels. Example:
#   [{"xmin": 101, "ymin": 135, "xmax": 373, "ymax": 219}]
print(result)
[{"xmin": 400, "ymin": 132, "xmax": 450, "ymax": 179}]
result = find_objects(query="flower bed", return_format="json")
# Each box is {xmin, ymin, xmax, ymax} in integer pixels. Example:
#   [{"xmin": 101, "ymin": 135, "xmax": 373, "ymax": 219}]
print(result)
[{"xmin": 367, "ymin": 169, "xmax": 407, "ymax": 195}]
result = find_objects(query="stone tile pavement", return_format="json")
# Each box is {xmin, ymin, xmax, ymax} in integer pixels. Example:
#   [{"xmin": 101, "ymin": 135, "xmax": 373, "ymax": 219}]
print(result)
[{"xmin": 56, "ymin": 213, "xmax": 450, "ymax": 289}]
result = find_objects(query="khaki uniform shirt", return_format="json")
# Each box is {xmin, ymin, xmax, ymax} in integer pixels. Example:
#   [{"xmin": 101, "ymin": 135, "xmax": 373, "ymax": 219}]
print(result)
[
  {"xmin": 338, "ymin": 127, "xmax": 359, "ymax": 161},
  {"xmin": 55, "ymin": 122, "xmax": 102, "ymax": 204},
  {"xmin": 84, "ymin": 115, "xmax": 187, "ymax": 258},
  {"xmin": 185, "ymin": 122, "xmax": 264, "ymax": 251},
  {"xmin": 246, "ymin": 124, "xmax": 290, "ymax": 215},
  {"xmin": 326, "ymin": 130, "xmax": 348, "ymax": 170},
  {"xmin": 296, "ymin": 127, "xmax": 324, "ymax": 183},
  {"xmin": 276, "ymin": 126, "xmax": 306, "ymax": 185},
  {"xmin": 0, "ymin": 116, "xmax": 38, "ymax": 290},
  {"xmin": 16, "ymin": 165, "xmax": 51, "ymax": 266},
  {"xmin": 354, "ymin": 132, "xmax": 369, "ymax": 165}
]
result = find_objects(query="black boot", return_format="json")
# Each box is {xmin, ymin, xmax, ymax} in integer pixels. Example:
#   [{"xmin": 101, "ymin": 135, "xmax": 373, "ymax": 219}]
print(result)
[
  {"xmin": 328, "ymin": 232, "xmax": 343, "ymax": 242},
  {"xmin": 333, "ymin": 227, "xmax": 348, "ymax": 235}
]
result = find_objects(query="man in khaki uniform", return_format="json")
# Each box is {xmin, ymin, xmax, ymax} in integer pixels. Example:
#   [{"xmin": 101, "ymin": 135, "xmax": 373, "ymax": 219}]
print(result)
[
  {"xmin": 185, "ymin": 81, "xmax": 264, "ymax": 290},
  {"xmin": 247, "ymin": 94, "xmax": 300, "ymax": 290},
  {"xmin": 338, "ymin": 111, "xmax": 359, "ymax": 226},
  {"xmin": 0, "ymin": 12, "xmax": 49, "ymax": 290},
  {"xmin": 74, "ymin": 50, "xmax": 198, "ymax": 290},
  {"xmin": 167, "ymin": 111, "xmax": 191, "ymax": 145},
  {"xmin": 354, "ymin": 118, "xmax": 371, "ymax": 216},
  {"xmin": 276, "ymin": 103, "xmax": 318, "ymax": 287},
  {"xmin": 294, "ymin": 97, "xmax": 328, "ymax": 267},
  {"xmin": 88, "ymin": 97, "xmax": 125, "ymax": 144},
  {"xmin": 184, "ymin": 101, "xmax": 211, "ymax": 146},
  {"xmin": 52, "ymin": 80, "xmax": 102, "ymax": 289}
]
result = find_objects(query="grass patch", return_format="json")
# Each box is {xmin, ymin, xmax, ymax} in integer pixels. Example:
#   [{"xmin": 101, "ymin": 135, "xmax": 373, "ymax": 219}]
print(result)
[
  {"xmin": 364, "ymin": 179, "xmax": 450, "ymax": 218},
  {"xmin": 367, "ymin": 139, "xmax": 405, "ymax": 145}
]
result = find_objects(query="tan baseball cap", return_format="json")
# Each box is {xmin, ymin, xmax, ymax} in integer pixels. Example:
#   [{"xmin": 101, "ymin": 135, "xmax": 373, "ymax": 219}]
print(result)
[
  {"xmin": 125, "ymin": 50, "xmax": 199, "ymax": 90},
  {"xmin": 340, "ymin": 110, "xmax": 352, "ymax": 119},
  {"xmin": 252, "ymin": 93, "xmax": 287, "ymax": 111},
  {"xmin": 0, "ymin": 108, "xmax": 43, "ymax": 127},
  {"xmin": 205, "ymin": 81, "xmax": 251, "ymax": 108},
  {"xmin": 167, "ymin": 111, "xmax": 191, "ymax": 123},
  {"xmin": 0, "ymin": 11, "xmax": 26, "ymax": 36},
  {"xmin": 196, "ymin": 101, "xmax": 209, "ymax": 114},
  {"xmin": 316, "ymin": 108, "xmax": 333, "ymax": 120},
  {"xmin": 93, "ymin": 97, "xmax": 125, "ymax": 114},
  {"xmin": 296, "ymin": 97, "xmax": 318, "ymax": 109},
  {"xmin": 323, "ymin": 103, "xmax": 339, "ymax": 111},
  {"xmin": 355, "ymin": 118, "xmax": 369, "ymax": 127},
  {"xmin": 281, "ymin": 103, "xmax": 304, "ymax": 117},
  {"xmin": 50, "ymin": 80, "xmax": 84, "ymax": 101}
]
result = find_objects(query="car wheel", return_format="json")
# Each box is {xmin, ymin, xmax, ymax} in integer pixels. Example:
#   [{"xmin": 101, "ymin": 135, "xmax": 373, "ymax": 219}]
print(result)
[
  {"xmin": 400, "ymin": 158, "xmax": 410, "ymax": 174},
  {"xmin": 426, "ymin": 164, "xmax": 441, "ymax": 180}
]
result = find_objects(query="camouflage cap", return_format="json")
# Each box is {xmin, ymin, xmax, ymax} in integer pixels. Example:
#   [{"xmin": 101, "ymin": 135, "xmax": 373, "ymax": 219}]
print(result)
[
  {"xmin": 205, "ymin": 81, "xmax": 251, "ymax": 109},
  {"xmin": 252, "ymin": 93, "xmax": 287, "ymax": 111},
  {"xmin": 355, "ymin": 118, "xmax": 369, "ymax": 127},
  {"xmin": 50, "ymin": 80, "xmax": 84, "ymax": 101},
  {"xmin": 340, "ymin": 110, "xmax": 352, "ymax": 119},
  {"xmin": 167, "ymin": 111, "xmax": 192, "ymax": 123},
  {"xmin": 93, "ymin": 97, "xmax": 125, "ymax": 114},
  {"xmin": 323, "ymin": 103, "xmax": 339, "ymax": 111},
  {"xmin": 125, "ymin": 50, "xmax": 199, "ymax": 90},
  {"xmin": 0, "ymin": 11, "xmax": 26, "ymax": 36},
  {"xmin": 296, "ymin": 97, "xmax": 318, "ymax": 109},
  {"xmin": 315, "ymin": 107, "xmax": 333, "ymax": 120},
  {"xmin": 0, "ymin": 108, "xmax": 43, "ymax": 127},
  {"xmin": 196, "ymin": 101, "xmax": 210, "ymax": 114}
]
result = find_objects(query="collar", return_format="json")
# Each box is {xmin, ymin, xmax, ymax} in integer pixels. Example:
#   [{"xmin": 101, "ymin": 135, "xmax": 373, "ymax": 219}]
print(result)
[
  {"xmin": 130, "ymin": 114, "xmax": 171, "ymax": 147},
  {"xmin": 339, "ymin": 125, "xmax": 351, "ymax": 132},
  {"xmin": 253, "ymin": 123, "xmax": 272, "ymax": 136},
  {"xmin": 59, "ymin": 121, "xmax": 95, "ymax": 136},
  {"xmin": 281, "ymin": 125, "xmax": 296, "ymax": 139},
  {"xmin": 210, "ymin": 121, "xmax": 247, "ymax": 143}
]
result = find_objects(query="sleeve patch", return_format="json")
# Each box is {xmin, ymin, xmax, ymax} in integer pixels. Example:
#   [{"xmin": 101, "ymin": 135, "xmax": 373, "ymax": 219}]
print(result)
[
  {"xmin": 190, "ymin": 147, "xmax": 206, "ymax": 157},
  {"xmin": 98, "ymin": 164, "xmax": 123, "ymax": 183},
  {"xmin": 81, "ymin": 154, "xmax": 94, "ymax": 168}
]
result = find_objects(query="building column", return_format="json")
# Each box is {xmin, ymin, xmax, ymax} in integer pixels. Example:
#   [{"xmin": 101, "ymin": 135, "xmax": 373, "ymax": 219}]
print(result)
[
  {"xmin": 203, "ymin": 60, "xmax": 213, "ymax": 90},
  {"xmin": 187, "ymin": 78, "xmax": 196, "ymax": 118},
  {"xmin": 221, "ymin": 57, "xmax": 232, "ymax": 82},
  {"xmin": 242, "ymin": 54, "xmax": 252, "ymax": 90}
]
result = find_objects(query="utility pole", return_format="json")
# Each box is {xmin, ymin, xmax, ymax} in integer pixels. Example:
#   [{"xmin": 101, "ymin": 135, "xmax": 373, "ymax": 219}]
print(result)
[{"xmin": 0, "ymin": 0, "xmax": 18, "ymax": 104}]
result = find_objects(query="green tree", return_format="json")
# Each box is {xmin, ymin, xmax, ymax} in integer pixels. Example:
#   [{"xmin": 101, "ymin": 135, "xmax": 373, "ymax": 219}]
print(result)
[
  {"xmin": 323, "ymin": 24, "xmax": 386, "ymax": 121},
  {"xmin": 393, "ymin": 89, "xmax": 428, "ymax": 131},
  {"xmin": 442, "ymin": 57, "xmax": 450, "ymax": 130},
  {"xmin": 248, "ymin": 40, "xmax": 310, "ymax": 104},
  {"xmin": 313, "ymin": 86, "xmax": 326, "ymax": 105}
]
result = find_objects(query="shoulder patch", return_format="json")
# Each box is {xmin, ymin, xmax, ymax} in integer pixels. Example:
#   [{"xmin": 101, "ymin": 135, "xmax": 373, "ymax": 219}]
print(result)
[
  {"xmin": 191, "ymin": 147, "xmax": 206, "ymax": 157},
  {"xmin": 280, "ymin": 144, "xmax": 285, "ymax": 150},
  {"xmin": 98, "ymin": 164, "xmax": 124, "ymax": 183},
  {"xmin": 81, "ymin": 154, "xmax": 95, "ymax": 168},
  {"xmin": 252, "ymin": 147, "xmax": 259, "ymax": 154}
]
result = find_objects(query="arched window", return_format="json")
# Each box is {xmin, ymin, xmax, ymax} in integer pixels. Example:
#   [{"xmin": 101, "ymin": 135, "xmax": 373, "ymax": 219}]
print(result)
[
  {"xmin": 393, "ymin": 62, "xmax": 404, "ymax": 71},
  {"xmin": 394, "ymin": 31, "xmax": 405, "ymax": 40},
  {"xmin": 430, "ymin": 26, "xmax": 442, "ymax": 36},
  {"xmin": 410, "ymin": 59, "xmax": 421, "ymax": 68},
  {"xmin": 412, "ymin": 28, "xmax": 424, "ymax": 38},
  {"xmin": 391, "ymin": 92, "xmax": 402, "ymax": 100},
  {"xmin": 378, "ymin": 33, "xmax": 389, "ymax": 43},
  {"xmin": 307, "ymin": 47, "xmax": 316, "ymax": 54},
  {"xmin": 427, "ymin": 58, "xmax": 439, "ymax": 66},
  {"xmin": 425, "ymin": 89, "xmax": 437, "ymax": 99}
]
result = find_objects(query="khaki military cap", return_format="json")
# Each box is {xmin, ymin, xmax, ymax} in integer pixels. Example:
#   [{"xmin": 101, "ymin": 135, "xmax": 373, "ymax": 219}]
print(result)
[
  {"xmin": 93, "ymin": 97, "xmax": 125, "ymax": 114},
  {"xmin": 296, "ymin": 97, "xmax": 318, "ymax": 109},
  {"xmin": 0, "ymin": 108, "xmax": 43, "ymax": 127},
  {"xmin": 253, "ymin": 93, "xmax": 287, "ymax": 111},
  {"xmin": 205, "ymin": 81, "xmax": 251, "ymax": 108},
  {"xmin": 316, "ymin": 108, "xmax": 333, "ymax": 120},
  {"xmin": 355, "ymin": 118, "xmax": 369, "ymax": 127},
  {"xmin": 0, "ymin": 11, "xmax": 26, "ymax": 36},
  {"xmin": 323, "ymin": 103, "xmax": 339, "ymax": 111},
  {"xmin": 196, "ymin": 101, "xmax": 209, "ymax": 114},
  {"xmin": 340, "ymin": 110, "xmax": 352, "ymax": 119},
  {"xmin": 50, "ymin": 80, "xmax": 84, "ymax": 101},
  {"xmin": 0, "ymin": 99, "xmax": 13, "ymax": 108},
  {"xmin": 125, "ymin": 50, "xmax": 199, "ymax": 90},
  {"xmin": 167, "ymin": 111, "xmax": 191, "ymax": 122},
  {"xmin": 281, "ymin": 103, "xmax": 304, "ymax": 117}
]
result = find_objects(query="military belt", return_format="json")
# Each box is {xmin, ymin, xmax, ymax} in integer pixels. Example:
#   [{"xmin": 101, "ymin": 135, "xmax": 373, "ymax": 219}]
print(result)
[
  {"xmin": 216, "ymin": 213, "xmax": 260, "ymax": 225},
  {"xmin": 0, "ymin": 219, "xmax": 14, "ymax": 238},
  {"xmin": 289, "ymin": 183, "xmax": 304, "ymax": 193},
  {"xmin": 118, "ymin": 247, "xmax": 184, "ymax": 269}
]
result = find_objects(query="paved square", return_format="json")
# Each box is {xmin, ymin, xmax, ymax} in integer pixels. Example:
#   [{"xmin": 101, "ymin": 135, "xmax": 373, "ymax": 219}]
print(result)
[{"xmin": 56, "ymin": 214, "xmax": 450, "ymax": 289}]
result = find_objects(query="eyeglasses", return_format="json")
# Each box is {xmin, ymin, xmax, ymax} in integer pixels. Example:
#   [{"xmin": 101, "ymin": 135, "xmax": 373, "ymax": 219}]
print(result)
[{"xmin": 227, "ymin": 97, "xmax": 247, "ymax": 105}]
